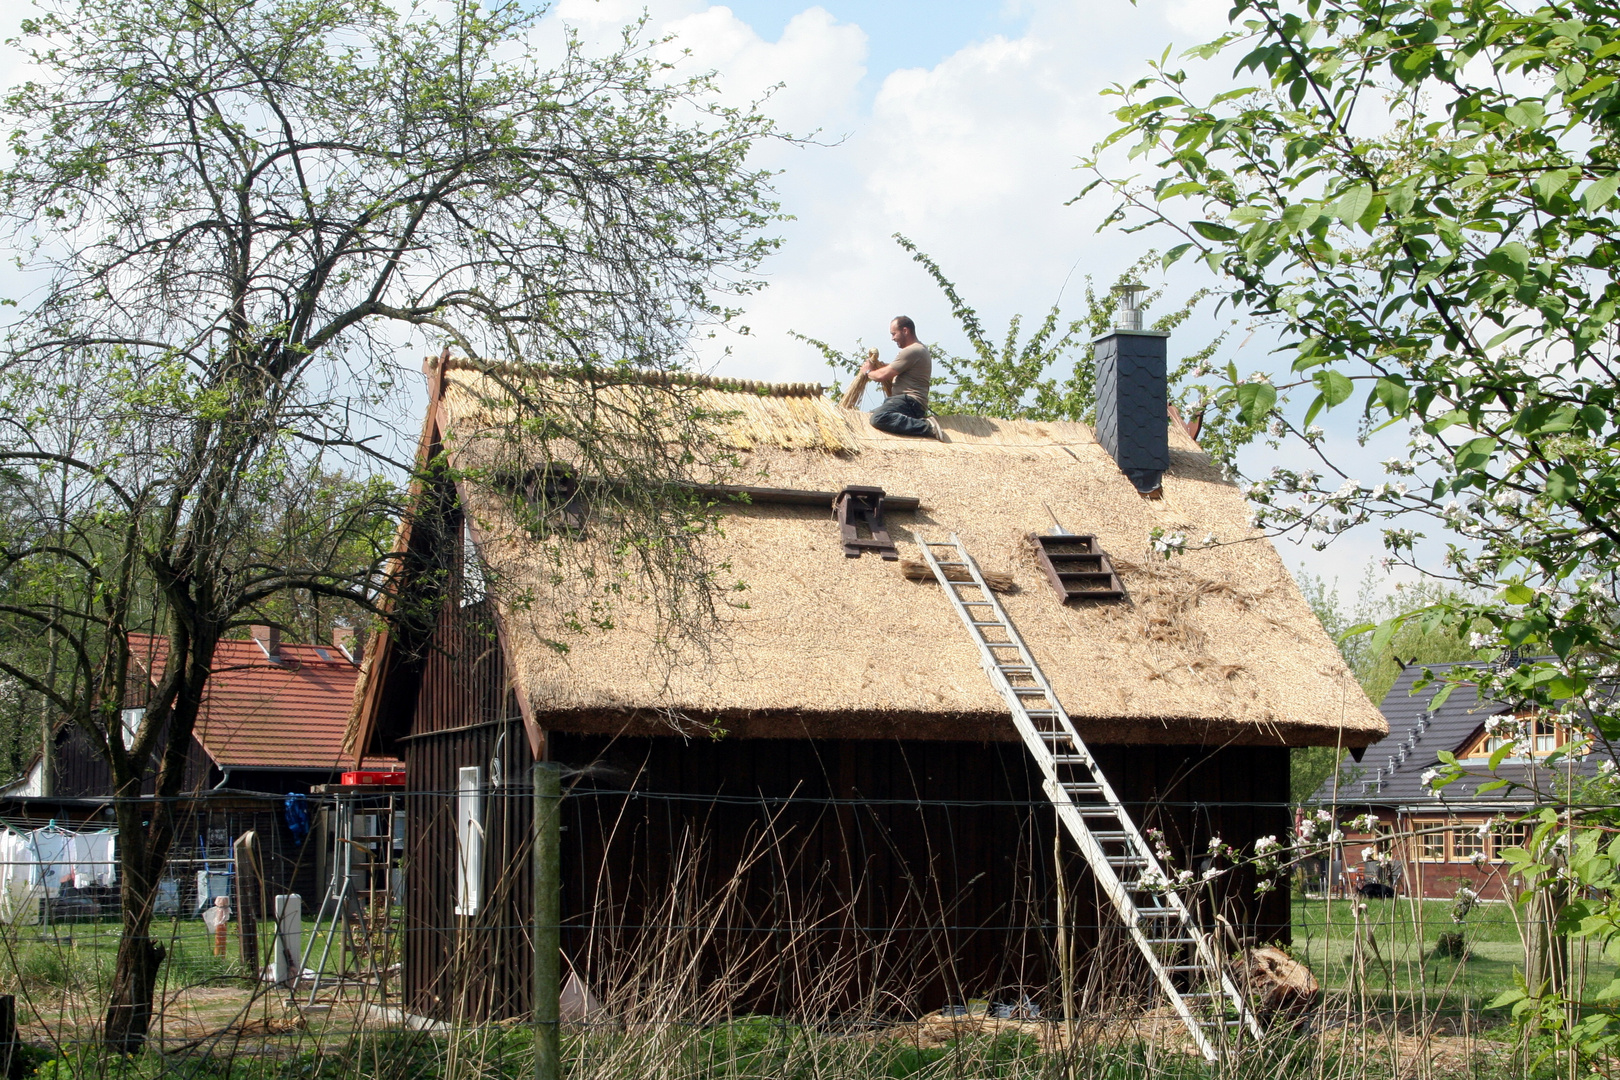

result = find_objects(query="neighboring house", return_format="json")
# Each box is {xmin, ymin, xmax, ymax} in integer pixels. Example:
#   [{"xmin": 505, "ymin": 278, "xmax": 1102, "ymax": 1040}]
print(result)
[
  {"xmin": 346, "ymin": 347, "xmax": 1385, "ymax": 1023},
  {"xmin": 5, "ymin": 628, "xmax": 397, "ymax": 797},
  {"xmin": 1312, "ymin": 659, "xmax": 1599, "ymax": 899},
  {"xmin": 1, "ymin": 628, "xmax": 401, "ymax": 913}
]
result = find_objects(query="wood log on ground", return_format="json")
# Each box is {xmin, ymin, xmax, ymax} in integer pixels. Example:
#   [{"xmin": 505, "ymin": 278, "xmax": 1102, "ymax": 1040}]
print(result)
[
  {"xmin": 899, "ymin": 558, "xmax": 1016, "ymax": 593},
  {"xmin": 1240, "ymin": 945, "xmax": 1320, "ymax": 1027}
]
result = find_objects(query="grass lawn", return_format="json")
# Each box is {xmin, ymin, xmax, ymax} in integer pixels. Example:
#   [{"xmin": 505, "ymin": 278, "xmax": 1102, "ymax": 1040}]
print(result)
[
  {"xmin": 1293, "ymin": 897, "xmax": 1617, "ymax": 1015},
  {"xmin": 0, "ymin": 911, "xmax": 393, "ymax": 999}
]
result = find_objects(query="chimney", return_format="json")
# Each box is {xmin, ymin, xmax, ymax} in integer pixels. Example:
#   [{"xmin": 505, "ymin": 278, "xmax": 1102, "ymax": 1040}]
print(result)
[
  {"xmin": 333, "ymin": 626, "xmax": 363, "ymax": 666},
  {"xmin": 250, "ymin": 624, "xmax": 280, "ymax": 659},
  {"xmin": 1093, "ymin": 284, "xmax": 1170, "ymax": 494}
]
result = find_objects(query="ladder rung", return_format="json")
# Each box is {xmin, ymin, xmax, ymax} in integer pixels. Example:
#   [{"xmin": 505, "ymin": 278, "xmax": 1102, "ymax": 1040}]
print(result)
[
  {"xmin": 969, "ymin": 620, "xmax": 1004, "ymax": 627},
  {"xmin": 1089, "ymin": 831, "xmax": 1130, "ymax": 842},
  {"xmin": 1107, "ymin": 856, "xmax": 1149, "ymax": 865}
]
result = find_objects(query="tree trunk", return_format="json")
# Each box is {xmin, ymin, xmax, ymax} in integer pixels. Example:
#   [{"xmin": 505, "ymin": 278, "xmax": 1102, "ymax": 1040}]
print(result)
[
  {"xmin": 103, "ymin": 787, "xmax": 178, "ymax": 1052},
  {"xmin": 101, "ymin": 637, "xmax": 211, "ymax": 1053}
]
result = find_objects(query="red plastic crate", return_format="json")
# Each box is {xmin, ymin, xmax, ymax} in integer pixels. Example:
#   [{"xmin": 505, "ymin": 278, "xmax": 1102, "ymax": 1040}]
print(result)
[{"xmin": 342, "ymin": 770, "xmax": 405, "ymax": 786}]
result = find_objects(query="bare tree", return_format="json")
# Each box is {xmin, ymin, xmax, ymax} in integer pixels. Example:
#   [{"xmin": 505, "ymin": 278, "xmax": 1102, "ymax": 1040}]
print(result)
[{"xmin": 0, "ymin": 0, "xmax": 780, "ymax": 1049}]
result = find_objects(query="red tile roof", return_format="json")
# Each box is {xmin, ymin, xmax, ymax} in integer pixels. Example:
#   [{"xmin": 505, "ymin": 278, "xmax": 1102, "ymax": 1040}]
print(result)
[{"xmin": 132, "ymin": 634, "xmax": 402, "ymax": 773}]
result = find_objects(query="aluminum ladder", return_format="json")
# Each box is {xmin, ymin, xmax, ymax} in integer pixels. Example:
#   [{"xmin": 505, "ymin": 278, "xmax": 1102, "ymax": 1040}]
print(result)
[{"xmin": 919, "ymin": 535, "xmax": 1264, "ymax": 1062}]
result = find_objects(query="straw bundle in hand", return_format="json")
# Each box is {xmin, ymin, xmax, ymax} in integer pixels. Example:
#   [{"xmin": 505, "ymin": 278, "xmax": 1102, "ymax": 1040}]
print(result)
[
  {"xmin": 839, "ymin": 348, "xmax": 883, "ymax": 409},
  {"xmin": 899, "ymin": 558, "xmax": 1017, "ymax": 594}
]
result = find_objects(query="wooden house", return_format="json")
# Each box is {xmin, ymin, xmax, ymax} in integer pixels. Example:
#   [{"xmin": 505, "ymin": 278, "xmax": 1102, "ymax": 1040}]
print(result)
[
  {"xmin": 346, "ymin": 350, "xmax": 1385, "ymax": 1023},
  {"xmin": 1312, "ymin": 659, "xmax": 1599, "ymax": 900}
]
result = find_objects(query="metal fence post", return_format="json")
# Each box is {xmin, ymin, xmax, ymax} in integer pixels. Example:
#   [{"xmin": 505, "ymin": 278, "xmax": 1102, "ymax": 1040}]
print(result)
[{"xmin": 533, "ymin": 762, "xmax": 562, "ymax": 1080}]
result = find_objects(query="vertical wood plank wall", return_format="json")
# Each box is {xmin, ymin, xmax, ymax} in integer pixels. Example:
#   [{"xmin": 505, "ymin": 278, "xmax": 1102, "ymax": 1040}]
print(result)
[{"xmin": 401, "ymin": 592, "xmax": 535, "ymax": 1021}]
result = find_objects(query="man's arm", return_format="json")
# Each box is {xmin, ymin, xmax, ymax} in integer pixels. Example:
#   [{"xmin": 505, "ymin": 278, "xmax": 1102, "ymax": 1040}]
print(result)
[{"xmin": 861, "ymin": 350, "xmax": 914, "ymax": 386}]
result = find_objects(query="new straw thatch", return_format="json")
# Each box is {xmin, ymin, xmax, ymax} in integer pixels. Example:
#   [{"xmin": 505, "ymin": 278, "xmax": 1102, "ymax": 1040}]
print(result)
[{"xmin": 357, "ymin": 360, "xmax": 1385, "ymax": 752}]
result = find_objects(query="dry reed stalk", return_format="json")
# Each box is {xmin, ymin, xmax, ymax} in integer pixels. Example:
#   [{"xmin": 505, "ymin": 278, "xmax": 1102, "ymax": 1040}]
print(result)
[
  {"xmin": 898, "ymin": 558, "xmax": 1016, "ymax": 593},
  {"xmin": 839, "ymin": 348, "xmax": 882, "ymax": 409}
]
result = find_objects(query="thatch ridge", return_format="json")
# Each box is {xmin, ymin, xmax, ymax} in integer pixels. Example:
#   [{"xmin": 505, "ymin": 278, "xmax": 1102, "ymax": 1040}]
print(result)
[{"xmin": 440, "ymin": 357, "xmax": 824, "ymax": 398}]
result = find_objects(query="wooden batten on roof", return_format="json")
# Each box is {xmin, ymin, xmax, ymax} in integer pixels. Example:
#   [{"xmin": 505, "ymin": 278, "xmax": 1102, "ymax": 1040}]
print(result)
[{"xmin": 346, "ymin": 358, "xmax": 1387, "ymax": 760}]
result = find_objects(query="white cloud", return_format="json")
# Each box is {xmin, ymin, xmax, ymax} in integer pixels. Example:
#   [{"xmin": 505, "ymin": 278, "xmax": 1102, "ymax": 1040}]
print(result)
[{"xmin": 660, "ymin": 7, "xmax": 867, "ymax": 135}]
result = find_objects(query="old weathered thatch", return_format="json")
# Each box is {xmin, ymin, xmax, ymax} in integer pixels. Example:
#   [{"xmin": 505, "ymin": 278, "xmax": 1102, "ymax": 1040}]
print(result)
[{"xmin": 350, "ymin": 359, "xmax": 1384, "ymax": 756}]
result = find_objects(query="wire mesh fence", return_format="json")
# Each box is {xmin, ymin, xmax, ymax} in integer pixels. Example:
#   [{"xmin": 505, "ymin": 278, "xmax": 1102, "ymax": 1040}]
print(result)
[{"xmin": 0, "ymin": 783, "xmax": 1590, "ymax": 1079}]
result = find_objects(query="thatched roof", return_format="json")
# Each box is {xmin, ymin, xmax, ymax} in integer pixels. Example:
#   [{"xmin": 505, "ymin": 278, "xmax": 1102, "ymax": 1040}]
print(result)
[{"xmin": 358, "ymin": 359, "xmax": 1385, "ymax": 752}]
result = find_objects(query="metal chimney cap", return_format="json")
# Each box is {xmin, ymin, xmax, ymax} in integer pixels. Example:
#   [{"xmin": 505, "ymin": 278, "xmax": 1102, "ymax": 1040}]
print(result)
[{"xmin": 1111, "ymin": 283, "xmax": 1149, "ymax": 331}]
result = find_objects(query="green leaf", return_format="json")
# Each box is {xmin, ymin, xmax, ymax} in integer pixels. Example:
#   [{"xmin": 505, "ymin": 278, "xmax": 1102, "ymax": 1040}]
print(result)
[
  {"xmin": 1161, "ymin": 242, "xmax": 1194, "ymax": 269},
  {"xmin": 1191, "ymin": 220, "xmax": 1238, "ymax": 241},
  {"xmin": 1356, "ymin": 194, "xmax": 1386, "ymax": 232},
  {"xmin": 1545, "ymin": 463, "xmax": 1579, "ymax": 502},
  {"xmin": 1334, "ymin": 184, "xmax": 1373, "ymax": 224},
  {"xmin": 1502, "ymin": 582, "xmax": 1534, "ymax": 605},
  {"xmin": 1235, "ymin": 380, "xmax": 1276, "ymax": 423},
  {"xmin": 1302, "ymin": 392, "xmax": 1327, "ymax": 429},
  {"xmin": 1484, "ymin": 241, "xmax": 1531, "ymax": 281},
  {"xmin": 1453, "ymin": 436, "xmax": 1496, "ymax": 470},
  {"xmin": 1581, "ymin": 173, "xmax": 1620, "ymax": 211},
  {"xmin": 1371, "ymin": 376, "xmax": 1409, "ymax": 416},
  {"xmin": 1368, "ymin": 615, "xmax": 1400, "ymax": 660},
  {"xmin": 1484, "ymin": 323, "xmax": 1530, "ymax": 349},
  {"xmin": 1489, "ymin": 741, "xmax": 1515, "ymax": 771},
  {"xmin": 1338, "ymin": 621, "xmax": 1375, "ymax": 643},
  {"xmin": 1313, "ymin": 368, "xmax": 1353, "ymax": 406}
]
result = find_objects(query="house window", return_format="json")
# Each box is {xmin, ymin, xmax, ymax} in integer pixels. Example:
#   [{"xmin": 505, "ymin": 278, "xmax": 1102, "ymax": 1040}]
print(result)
[
  {"xmin": 1466, "ymin": 715, "xmax": 1570, "ymax": 760},
  {"xmin": 460, "ymin": 521, "xmax": 488, "ymax": 607},
  {"xmin": 1494, "ymin": 821, "xmax": 1529, "ymax": 858},
  {"xmin": 1450, "ymin": 823, "xmax": 1485, "ymax": 863},
  {"xmin": 455, "ymin": 766, "xmax": 484, "ymax": 916},
  {"xmin": 120, "ymin": 708, "xmax": 144, "ymax": 750},
  {"xmin": 1413, "ymin": 820, "xmax": 1447, "ymax": 862}
]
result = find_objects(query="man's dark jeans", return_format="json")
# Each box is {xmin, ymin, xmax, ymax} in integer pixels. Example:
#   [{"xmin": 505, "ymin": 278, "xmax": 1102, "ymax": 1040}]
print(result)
[{"xmin": 870, "ymin": 394, "xmax": 933, "ymax": 438}]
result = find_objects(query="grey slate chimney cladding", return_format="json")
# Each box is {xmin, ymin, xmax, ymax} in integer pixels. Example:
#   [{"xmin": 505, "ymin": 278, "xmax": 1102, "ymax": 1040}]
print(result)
[{"xmin": 1093, "ymin": 328, "xmax": 1171, "ymax": 493}]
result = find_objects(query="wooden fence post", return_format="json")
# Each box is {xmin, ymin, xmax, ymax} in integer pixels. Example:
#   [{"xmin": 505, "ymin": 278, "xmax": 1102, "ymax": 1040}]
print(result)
[
  {"xmin": 233, "ymin": 831, "xmax": 261, "ymax": 974},
  {"xmin": 533, "ymin": 763, "xmax": 562, "ymax": 1080},
  {"xmin": 0, "ymin": 993, "xmax": 16, "ymax": 1080}
]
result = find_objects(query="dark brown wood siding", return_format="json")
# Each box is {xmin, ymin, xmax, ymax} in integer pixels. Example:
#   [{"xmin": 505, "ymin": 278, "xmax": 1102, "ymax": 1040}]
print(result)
[
  {"xmin": 401, "ymin": 592, "xmax": 535, "ymax": 1021},
  {"xmin": 403, "ymin": 705, "xmax": 1289, "ymax": 1020}
]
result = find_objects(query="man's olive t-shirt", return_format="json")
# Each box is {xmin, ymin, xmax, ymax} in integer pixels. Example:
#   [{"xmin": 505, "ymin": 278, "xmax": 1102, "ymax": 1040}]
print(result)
[{"xmin": 889, "ymin": 343, "xmax": 932, "ymax": 404}]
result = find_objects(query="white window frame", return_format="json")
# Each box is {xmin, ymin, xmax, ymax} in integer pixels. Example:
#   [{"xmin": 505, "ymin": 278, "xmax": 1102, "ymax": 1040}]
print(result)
[
  {"xmin": 455, "ymin": 766, "xmax": 485, "ymax": 916},
  {"xmin": 120, "ymin": 708, "xmax": 145, "ymax": 751}
]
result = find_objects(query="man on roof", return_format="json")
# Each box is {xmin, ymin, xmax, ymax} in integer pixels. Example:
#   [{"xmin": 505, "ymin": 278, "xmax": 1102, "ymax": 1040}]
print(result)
[{"xmin": 860, "ymin": 315, "xmax": 939, "ymax": 439}]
